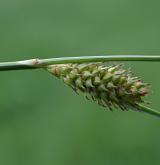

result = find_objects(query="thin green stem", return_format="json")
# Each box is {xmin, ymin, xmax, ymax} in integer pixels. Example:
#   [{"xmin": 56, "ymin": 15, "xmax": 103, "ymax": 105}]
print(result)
[
  {"xmin": 0, "ymin": 55, "xmax": 160, "ymax": 71},
  {"xmin": 40, "ymin": 55, "xmax": 160, "ymax": 65},
  {"xmin": 138, "ymin": 104, "xmax": 160, "ymax": 118},
  {"xmin": 0, "ymin": 61, "xmax": 37, "ymax": 71}
]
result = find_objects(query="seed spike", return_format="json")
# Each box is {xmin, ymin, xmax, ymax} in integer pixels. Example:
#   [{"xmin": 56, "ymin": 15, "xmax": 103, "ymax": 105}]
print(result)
[{"xmin": 46, "ymin": 63, "xmax": 149, "ymax": 113}]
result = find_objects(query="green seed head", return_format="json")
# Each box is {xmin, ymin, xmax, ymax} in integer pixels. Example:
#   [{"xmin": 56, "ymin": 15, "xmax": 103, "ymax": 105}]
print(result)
[{"xmin": 47, "ymin": 63, "xmax": 149, "ymax": 111}]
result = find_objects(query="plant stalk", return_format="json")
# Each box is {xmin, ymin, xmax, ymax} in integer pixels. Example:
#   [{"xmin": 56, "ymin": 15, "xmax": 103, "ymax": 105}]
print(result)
[
  {"xmin": 0, "ymin": 55, "xmax": 160, "ymax": 71},
  {"xmin": 0, "ymin": 55, "xmax": 160, "ymax": 118},
  {"xmin": 138, "ymin": 104, "xmax": 160, "ymax": 118}
]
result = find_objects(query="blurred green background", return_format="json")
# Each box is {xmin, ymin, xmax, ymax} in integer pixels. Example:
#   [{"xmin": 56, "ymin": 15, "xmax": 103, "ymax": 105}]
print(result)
[{"xmin": 0, "ymin": 0, "xmax": 160, "ymax": 165}]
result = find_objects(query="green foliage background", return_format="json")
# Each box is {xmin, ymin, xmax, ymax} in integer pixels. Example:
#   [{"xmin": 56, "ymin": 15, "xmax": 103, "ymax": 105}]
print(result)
[{"xmin": 0, "ymin": 0, "xmax": 160, "ymax": 165}]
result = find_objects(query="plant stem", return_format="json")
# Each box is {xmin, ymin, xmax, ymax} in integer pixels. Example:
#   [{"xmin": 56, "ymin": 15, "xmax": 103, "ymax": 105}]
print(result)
[
  {"xmin": 0, "ymin": 55, "xmax": 160, "ymax": 71},
  {"xmin": 138, "ymin": 104, "xmax": 160, "ymax": 118},
  {"xmin": 0, "ymin": 55, "xmax": 160, "ymax": 118}
]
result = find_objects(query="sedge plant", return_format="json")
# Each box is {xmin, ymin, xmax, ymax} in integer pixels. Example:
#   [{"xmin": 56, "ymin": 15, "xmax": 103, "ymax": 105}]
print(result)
[{"xmin": 0, "ymin": 55, "xmax": 160, "ymax": 118}]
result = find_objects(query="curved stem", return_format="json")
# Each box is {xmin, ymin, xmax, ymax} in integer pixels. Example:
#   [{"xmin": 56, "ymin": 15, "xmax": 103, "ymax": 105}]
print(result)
[{"xmin": 0, "ymin": 55, "xmax": 160, "ymax": 71}]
